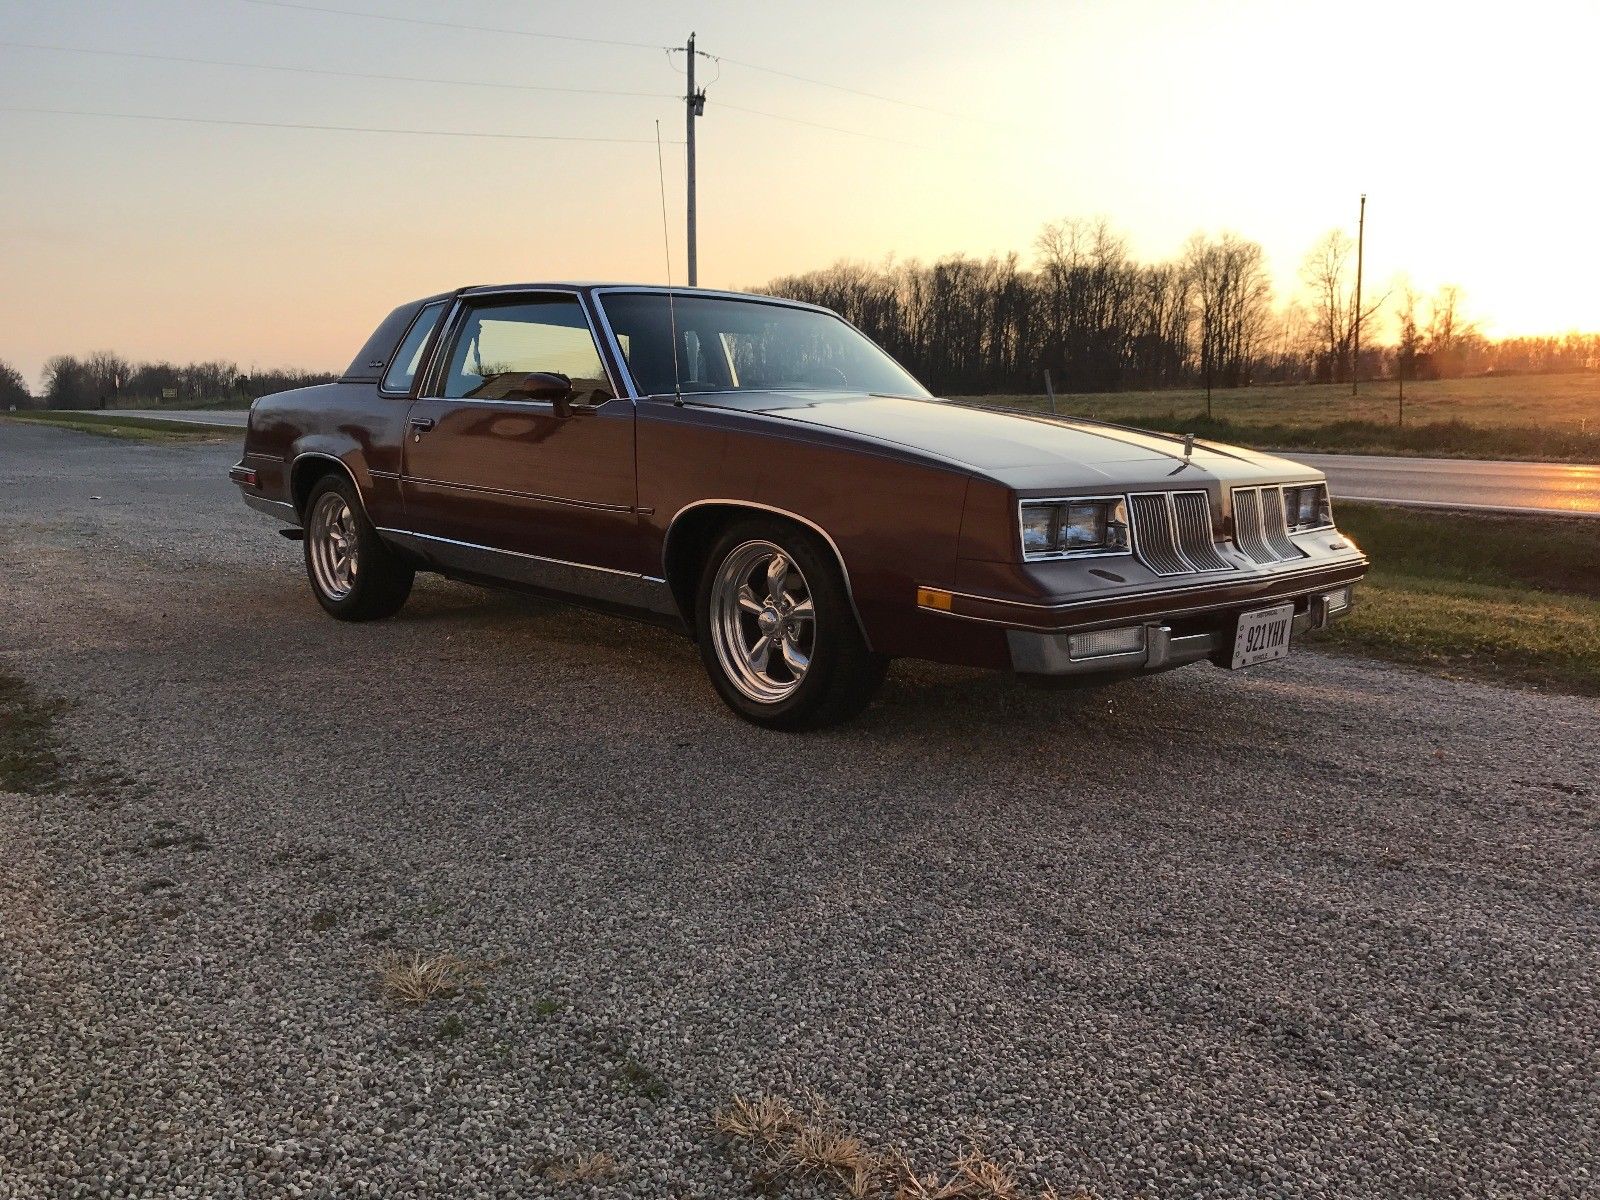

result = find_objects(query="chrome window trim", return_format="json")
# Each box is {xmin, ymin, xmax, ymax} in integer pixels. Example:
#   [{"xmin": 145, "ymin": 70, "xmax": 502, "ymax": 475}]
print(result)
[
  {"xmin": 1016, "ymin": 494, "xmax": 1135, "ymax": 563},
  {"xmin": 664, "ymin": 499, "xmax": 872, "ymax": 650},
  {"xmin": 378, "ymin": 299, "xmax": 450, "ymax": 398},
  {"xmin": 589, "ymin": 286, "xmax": 931, "ymax": 402},
  {"xmin": 422, "ymin": 287, "xmax": 627, "ymax": 405},
  {"xmin": 583, "ymin": 287, "xmax": 639, "ymax": 400}
]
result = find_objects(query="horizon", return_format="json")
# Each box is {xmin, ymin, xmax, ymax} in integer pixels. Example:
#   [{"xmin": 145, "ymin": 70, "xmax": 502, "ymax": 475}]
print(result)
[{"xmin": 3, "ymin": 0, "xmax": 1597, "ymax": 388}]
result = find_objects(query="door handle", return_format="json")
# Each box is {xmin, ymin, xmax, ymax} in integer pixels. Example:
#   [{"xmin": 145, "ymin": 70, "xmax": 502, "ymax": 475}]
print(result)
[{"xmin": 409, "ymin": 416, "xmax": 436, "ymax": 431}]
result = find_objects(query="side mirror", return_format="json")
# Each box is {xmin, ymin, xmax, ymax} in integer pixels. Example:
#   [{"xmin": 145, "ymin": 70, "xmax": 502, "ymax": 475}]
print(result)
[{"xmin": 509, "ymin": 371, "xmax": 575, "ymax": 409}]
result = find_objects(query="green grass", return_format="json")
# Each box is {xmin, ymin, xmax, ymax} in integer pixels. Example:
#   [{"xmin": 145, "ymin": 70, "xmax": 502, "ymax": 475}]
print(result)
[
  {"xmin": 0, "ymin": 671, "xmax": 68, "ymax": 794},
  {"xmin": 974, "ymin": 374, "xmax": 1600, "ymax": 462},
  {"xmin": 1326, "ymin": 504, "xmax": 1600, "ymax": 694},
  {"xmin": 3, "ymin": 411, "xmax": 237, "ymax": 442}
]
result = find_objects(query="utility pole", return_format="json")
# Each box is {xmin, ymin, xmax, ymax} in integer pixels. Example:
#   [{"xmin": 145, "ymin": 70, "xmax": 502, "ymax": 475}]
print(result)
[
  {"xmin": 1351, "ymin": 192, "xmax": 1366, "ymax": 396},
  {"xmin": 684, "ymin": 32, "xmax": 706, "ymax": 287}
]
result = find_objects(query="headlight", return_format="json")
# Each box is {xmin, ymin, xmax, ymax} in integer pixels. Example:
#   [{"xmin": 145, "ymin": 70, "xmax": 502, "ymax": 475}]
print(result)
[
  {"xmin": 1019, "ymin": 497, "xmax": 1131, "ymax": 560},
  {"xmin": 1281, "ymin": 483, "xmax": 1332, "ymax": 531}
]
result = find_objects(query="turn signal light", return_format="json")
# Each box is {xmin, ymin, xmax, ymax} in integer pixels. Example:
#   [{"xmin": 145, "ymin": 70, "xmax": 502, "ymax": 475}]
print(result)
[{"xmin": 915, "ymin": 586, "xmax": 954, "ymax": 611}]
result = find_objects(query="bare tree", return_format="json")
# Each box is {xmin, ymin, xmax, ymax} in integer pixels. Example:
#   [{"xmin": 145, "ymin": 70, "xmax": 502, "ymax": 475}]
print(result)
[
  {"xmin": 1393, "ymin": 282, "xmax": 1423, "ymax": 382},
  {"xmin": 0, "ymin": 360, "xmax": 31, "ymax": 408},
  {"xmin": 1300, "ymin": 230, "xmax": 1387, "ymax": 383},
  {"xmin": 1185, "ymin": 231, "xmax": 1273, "ymax": 399}
]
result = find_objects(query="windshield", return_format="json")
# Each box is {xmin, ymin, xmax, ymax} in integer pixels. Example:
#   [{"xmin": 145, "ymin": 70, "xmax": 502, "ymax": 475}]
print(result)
[{"xmin": 597, "ymin": 292, "xmax": 929, "ymax": 399}]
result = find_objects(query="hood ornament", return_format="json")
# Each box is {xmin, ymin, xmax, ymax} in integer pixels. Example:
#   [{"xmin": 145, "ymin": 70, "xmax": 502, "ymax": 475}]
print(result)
[{"xmin": 1182, "ymin": 432, "xmax": 1195, "ymax": 462}]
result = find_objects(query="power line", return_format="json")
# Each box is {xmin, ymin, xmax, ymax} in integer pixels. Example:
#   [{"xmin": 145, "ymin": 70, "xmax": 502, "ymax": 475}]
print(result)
[
  {"xmin": 242, "ymin": 0, "xmax": 973, "ymax": 124},
  {"xmin": 0, "ymin": 105, "xmax": 679, "ymax": 143},
  {"xmin": 238, "ymin": 0, "xmax": 672, "ymax": 51},
  {"xmin": 0, "ymin": 39, "xmax": 915, "ymax": 147},
  {"xmin": 705, "ymin": 53, "xmax": 982, "ymax": 123},
  {"xmin": 0, "ymin": 39, "xmax": 677, "ymax": 99},
  {"xmin": 713, "ymin": 99, "xmax": 927, "ymax": 148}
]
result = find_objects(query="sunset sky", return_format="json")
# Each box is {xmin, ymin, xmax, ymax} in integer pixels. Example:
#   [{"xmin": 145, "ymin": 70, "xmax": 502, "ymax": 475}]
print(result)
[{"xmin": 2, "ymin": 0, "xmax": 1595, "ymax": 387}]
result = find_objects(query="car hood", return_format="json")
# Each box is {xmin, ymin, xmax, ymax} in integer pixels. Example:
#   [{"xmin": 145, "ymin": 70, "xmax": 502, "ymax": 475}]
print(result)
[{"xmin": 682, "ymin": 391, "xmax": 1317, "ymax": 490}]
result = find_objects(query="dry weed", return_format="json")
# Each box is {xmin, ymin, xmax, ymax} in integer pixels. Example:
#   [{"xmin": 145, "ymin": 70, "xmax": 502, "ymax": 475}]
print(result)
[
  {"xmin": 545, "ymin": 1151, "xmax": 621, "ymax": 1184},
  {"xmin": 374, "ymin": 949, "xmax": 473, "ymax": 1005},
  {"xmin": 717, "ymin": 1095, "xmax": 1076, "ymax": 1200}
]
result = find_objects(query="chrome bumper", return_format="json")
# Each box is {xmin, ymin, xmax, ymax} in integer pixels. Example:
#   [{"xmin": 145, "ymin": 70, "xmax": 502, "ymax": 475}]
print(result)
[
  {"xmin": 241, "ymin": 490, "xmax": 298, "ymax": 524},
  {"xmin": 1007, "ymin": 588, "xmax": 1352, "ymax": 677}
]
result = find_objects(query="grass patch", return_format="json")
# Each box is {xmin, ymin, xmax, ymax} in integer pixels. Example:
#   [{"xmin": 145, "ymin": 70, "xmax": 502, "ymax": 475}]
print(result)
[
  {"xmin": 973, "ymin": 373, "xmax": 1600, "ymax": 430},
  {"xmin": 614, "ymin": 1057, "xmax": 668, "ymax": 1101},
  {"xmin": 973, "ymin": 374, "xmax": 1600, "ymax": 461},
  {"xmin": 309, "ymin": 908, "xmax": 338, "ymax": 932},
  {"xmin": 0, "ymin": 671, "xmax": 68, "ymax": 794},
  {"xmin": 3, "ymin": 411, "xmax": 236, "ymax": 443},
  {"xmin": 715, "ymin": 1094, "xmax": 1077, "ymax": 1200},
  {"xmin": 1337, "ymin": 504, "xmax": 1600, "ymax": 597},
  {"xmin": 1326, "ymin": 504, "xmax": 1600, "ymax": 694}
]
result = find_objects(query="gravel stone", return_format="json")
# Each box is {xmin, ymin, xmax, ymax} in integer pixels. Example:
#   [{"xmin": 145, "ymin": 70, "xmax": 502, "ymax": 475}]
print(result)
[{"xmin": 0, "ymin": 423, "xmax": 1595, "ymax": 1198}]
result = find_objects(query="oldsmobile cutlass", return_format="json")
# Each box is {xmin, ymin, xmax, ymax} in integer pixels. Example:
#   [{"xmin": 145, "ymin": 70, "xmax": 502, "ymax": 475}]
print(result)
[{"xmin": 231, "ymin": 284, "xmax": 1367, "ymax": 728}]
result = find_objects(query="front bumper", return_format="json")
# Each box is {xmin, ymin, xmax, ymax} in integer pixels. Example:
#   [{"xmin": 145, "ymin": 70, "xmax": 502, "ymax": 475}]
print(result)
[{"xmin": 1007, "ymin": 583, "xmax": 1354, "ymax": 676}]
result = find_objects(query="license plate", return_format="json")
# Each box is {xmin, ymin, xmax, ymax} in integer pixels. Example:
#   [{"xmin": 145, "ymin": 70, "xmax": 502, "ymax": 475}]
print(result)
[{"xmin": 1230, "ymin": 602, "xmax": 1295, "ymax": 669}]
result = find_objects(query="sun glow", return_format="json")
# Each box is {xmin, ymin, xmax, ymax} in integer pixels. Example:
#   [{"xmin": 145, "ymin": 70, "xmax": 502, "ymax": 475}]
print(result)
[{"xmin": 0, "ymin": 0, "xmax": 1595, "ymax": 384}]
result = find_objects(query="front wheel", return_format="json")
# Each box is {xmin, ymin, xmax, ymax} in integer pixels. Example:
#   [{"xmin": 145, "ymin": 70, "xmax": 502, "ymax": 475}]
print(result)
[
  {"xmin": 695, "ymin": 520, "xmax": 886, "ymax": 730},
  {"xmin": 302, "ymin": 474, "xmax": 414, "ymax": 621}
]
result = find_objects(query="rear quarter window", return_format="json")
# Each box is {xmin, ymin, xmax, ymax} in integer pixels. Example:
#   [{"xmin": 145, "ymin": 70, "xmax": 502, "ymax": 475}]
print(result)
[{"xmin": 382, "ymin": 302, "xmax": 447, "ymax": 394}]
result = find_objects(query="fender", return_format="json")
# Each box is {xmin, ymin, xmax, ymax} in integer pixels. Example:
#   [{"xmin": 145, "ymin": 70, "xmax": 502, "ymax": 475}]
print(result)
[{"xmin": 663, "ymin": 498, "xmax": 871, "ymax": 649}]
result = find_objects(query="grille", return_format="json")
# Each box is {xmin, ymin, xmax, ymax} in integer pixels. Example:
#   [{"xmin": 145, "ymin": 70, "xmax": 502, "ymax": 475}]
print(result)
[
  {"xmin": 1172, "ymin": 491, "xmax": 1233, "ymax": 571},
  {"xmin": 1129, "ymin": 494, "xmax": 1190, "ymax": 575},
  {"xmin": 1129, "ymin": 490, "xmax": 1234, "ymax": 577},
  {"xmin": 1232, "ymin": 485, "xmax": 1307, "ymax": 565}
]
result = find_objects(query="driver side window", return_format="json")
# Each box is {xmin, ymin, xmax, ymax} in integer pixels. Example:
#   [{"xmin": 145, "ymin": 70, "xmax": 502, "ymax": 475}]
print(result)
[{"xmin": 442, "ymin": 296, "xmax": 614, "ymax": 402}]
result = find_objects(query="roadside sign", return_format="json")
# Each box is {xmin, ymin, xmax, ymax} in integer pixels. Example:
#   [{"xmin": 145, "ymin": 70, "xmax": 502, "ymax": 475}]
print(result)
[{"xmin": 161, "ymin": 388, "xmax": 178, "ymax": 400}]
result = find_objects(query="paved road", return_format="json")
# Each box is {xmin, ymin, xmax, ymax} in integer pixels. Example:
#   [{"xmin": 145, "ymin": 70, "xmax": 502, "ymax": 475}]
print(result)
[
  {"xmin": 70, "ymin": 406, "xmax": 247, "ymax": 429},
  {"xmin": 1292, "ymin": 452, "xmax": 1600, "ymax": 517},
  {"xmin": 2, "ymin": 422, "xmax": 1595, "ymax": 1199},
  {"xmin": 76, "ymin": 408, "xmax": 1600, "ymax": 516}
]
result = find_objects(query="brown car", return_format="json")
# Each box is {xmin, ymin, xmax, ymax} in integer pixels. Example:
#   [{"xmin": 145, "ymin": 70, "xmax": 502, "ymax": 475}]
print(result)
[{"xmin": 231, "ymin": 284, "xmax": 1367, "ymax": 728}]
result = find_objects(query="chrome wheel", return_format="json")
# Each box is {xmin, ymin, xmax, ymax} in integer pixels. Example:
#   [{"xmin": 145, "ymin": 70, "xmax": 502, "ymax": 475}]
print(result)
[
  {"xmin": 709, "ymin": 539, "xmax": 816, "ymax": 704},
  {"xmin": 308, "ymin": 491, "xmax": 359, "ymax": 601}
]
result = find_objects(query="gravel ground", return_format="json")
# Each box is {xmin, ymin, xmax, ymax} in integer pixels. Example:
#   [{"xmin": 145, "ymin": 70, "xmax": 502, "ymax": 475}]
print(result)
[{"xmin": 2, "ymin": 422, "xmax": 1596, "ymax": 1199}]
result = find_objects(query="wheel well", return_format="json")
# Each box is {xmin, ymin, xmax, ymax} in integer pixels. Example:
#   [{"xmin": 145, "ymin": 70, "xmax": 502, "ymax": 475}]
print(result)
[
  {"xmin": 288, "ymin": 455, "xmax": 358, "ymax": 520},
  {"xmin": 662, "ymin": 503, "xmax": 865, "ymax": 640}
]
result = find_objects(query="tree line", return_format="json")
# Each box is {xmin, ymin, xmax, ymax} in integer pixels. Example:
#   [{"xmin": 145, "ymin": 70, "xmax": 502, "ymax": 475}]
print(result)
[
  {"xmin": 764, "ymin": 218, "xmax": 1600, "ymax": 395},
  {"xmin": 1, "ymin": 352, "xmax": 336, "ymax": 410},
  {"xmin": 5, "ymin": 221, "xmax": 1597, "ymax": 407}
]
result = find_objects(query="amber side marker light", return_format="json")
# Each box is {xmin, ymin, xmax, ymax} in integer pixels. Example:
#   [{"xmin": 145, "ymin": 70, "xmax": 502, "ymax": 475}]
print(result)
[{"xmin": 916, "ymin": 586, "xmax": 954, "ymax": 611}]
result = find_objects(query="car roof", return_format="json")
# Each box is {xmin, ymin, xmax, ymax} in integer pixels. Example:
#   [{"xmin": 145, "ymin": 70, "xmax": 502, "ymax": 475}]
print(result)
[{"xmin": 455, "ymin": 283, "xmax": 831, "ymax": 312}]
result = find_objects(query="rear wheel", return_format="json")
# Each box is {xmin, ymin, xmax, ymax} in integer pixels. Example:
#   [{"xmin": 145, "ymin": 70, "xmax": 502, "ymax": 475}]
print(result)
[
  {"xmin": 695, "ymin": 519, "xmax": 886, "ymax": 730},
  {"xmin": 302, "ymin": 474, "xmax": 413, "ymax": 621}
]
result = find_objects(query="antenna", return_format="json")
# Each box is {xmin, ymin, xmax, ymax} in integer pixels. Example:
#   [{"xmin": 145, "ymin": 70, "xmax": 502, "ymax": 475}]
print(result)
[{"xmin": 654, "ymin": 119, "xmax": 683, "ymax": 406}]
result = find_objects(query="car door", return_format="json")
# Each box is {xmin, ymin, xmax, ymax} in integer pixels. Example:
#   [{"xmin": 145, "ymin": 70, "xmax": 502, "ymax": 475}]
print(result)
[{"xmin": 400, "ymin": 291, "xmax": 639, "ymax": 573}]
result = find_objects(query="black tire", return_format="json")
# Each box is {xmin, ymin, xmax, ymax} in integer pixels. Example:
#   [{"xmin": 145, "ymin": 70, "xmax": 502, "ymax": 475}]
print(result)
[
  {"xmin": 694, "ymin": 518, "xmax": 887, "ymax": 730},
  {"xmin": 301, "ymin": 473, "xmax": 414, "ymax": 621}
]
